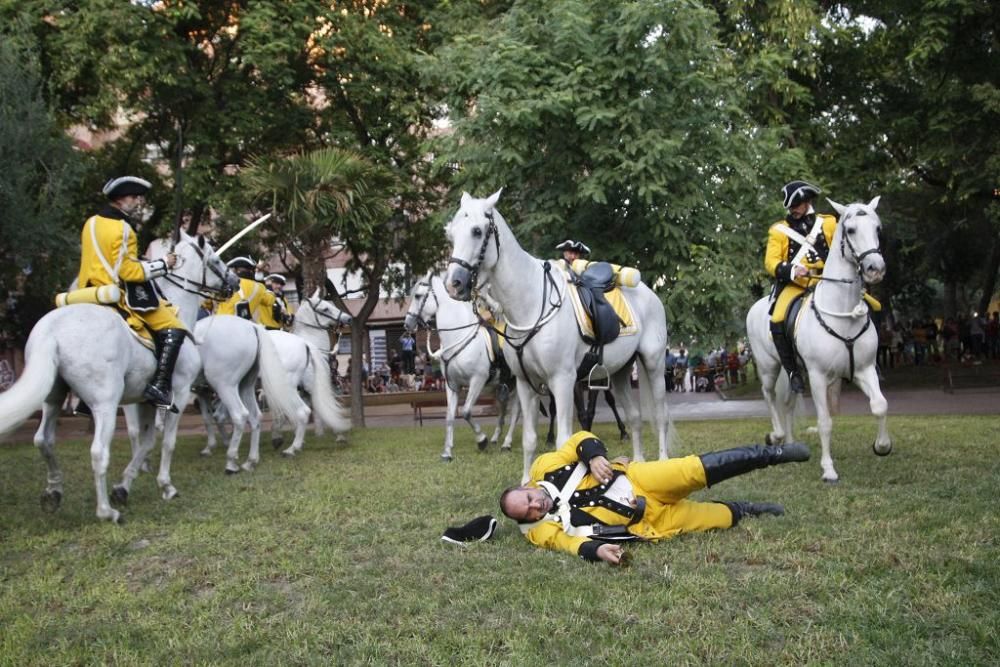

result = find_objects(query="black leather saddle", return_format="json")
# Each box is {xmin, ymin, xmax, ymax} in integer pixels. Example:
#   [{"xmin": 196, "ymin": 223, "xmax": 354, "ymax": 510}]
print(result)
[{"xmin": 574, "ymin": 262, "xmax": 622, "ymax": 346}]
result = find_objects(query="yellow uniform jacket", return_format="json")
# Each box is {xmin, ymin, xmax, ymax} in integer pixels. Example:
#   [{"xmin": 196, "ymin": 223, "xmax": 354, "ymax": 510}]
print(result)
[
  {"xmin": 520, "ymin": 432, "xmax": 732, "ymax": 562},
  {"xmin": 216, "ymin": 277, "xmax": 277, "ymax": 323},
  {"xmin": 764, "ymin": 213, "xmax": 837, "ymax": 289},
  {"xmin": 258, "ymin": 292, "xmax": 291, "ymax": 329}
]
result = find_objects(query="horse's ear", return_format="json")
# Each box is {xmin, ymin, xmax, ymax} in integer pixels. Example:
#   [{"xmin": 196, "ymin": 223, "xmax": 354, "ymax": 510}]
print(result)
[
  {"xmin": 485, "ymin": 188, "xmax": 503, "ymax": 210},
  {"xmin": 460, "ymin": 191, "xmax": 472, "ymax": 207},
  {"xmin": 827, "ymin": 198, "xmax": 847, "ymax": 217},
  {"xmin": 867, "ymin": 195, "xmax": 881, "ymax": 211}
]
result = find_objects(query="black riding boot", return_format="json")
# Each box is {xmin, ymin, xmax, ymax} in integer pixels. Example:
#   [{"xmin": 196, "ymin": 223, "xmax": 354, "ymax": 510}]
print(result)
[
  {"xmin": 770, "ymin": 321, "xmax": 805, "ymax": 393},
  {"xmin": 719, "ymin": 501, "xmax": 786, "ymax": 526},
  {"xmin": 699, "ymin": 442, "xmax": 810, "ymax": 487},
  {"xmin": 143, "ymin": 328, "xmax": 187, "ymax": 413}
]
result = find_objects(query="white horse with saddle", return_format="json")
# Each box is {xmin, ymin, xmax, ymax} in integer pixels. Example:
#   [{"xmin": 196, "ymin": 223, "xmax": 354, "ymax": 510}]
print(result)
[
  {"xmin": 266, "ymin": 291, "xmax": 353, "ymax": 454},
  {"xmin": 0, "ymin": 231, "xmax": 253, "ymax": 522},
  {"xmin": 444, "ymin": 190, "xmax": 671, "ymax": 482},
  {"xmin": 747, "ymin": 196, "xmax": 890, "ymax": 482},
  {"xmin": 404, "ymin": 271, "xmax": 519, "ymax": 461}
]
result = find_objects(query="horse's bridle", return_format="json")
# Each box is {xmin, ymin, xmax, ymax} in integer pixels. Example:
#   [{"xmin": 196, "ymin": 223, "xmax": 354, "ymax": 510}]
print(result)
[
  {"xmin": 448, "ymin": 210, "xmax": 500, "ymax": 293},
  {"xmin": 162, "ymin": 240, "xmax": 234, "ymax": 301},
  {"xmin": 299, "ymin": 297, "xmax": 349, "ymax": 330},
  {"xmin": 840, "ymin": 210, "xmax": 882, "ymax": 269},
  {"xmin": 409, "ymin": 280, "xmax": 439, "ymax": 329}
]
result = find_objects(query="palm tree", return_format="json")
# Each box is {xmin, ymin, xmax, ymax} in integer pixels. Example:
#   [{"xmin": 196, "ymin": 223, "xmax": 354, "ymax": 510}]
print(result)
[{"xmin": 242, "ymin": 147, "xmax": 396, "ymax": 425}]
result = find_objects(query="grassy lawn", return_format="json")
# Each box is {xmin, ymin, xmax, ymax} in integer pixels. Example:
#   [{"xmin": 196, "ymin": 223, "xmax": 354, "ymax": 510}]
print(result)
[{"xmin": 1, "ymin": 416, "xmax": 997, "ymax": 665}]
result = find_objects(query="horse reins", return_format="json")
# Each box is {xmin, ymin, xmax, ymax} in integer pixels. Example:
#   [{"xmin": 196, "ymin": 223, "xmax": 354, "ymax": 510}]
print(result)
[{"xmin": 161, "ymin": 241, "xmax": 233, "ymax": 301}]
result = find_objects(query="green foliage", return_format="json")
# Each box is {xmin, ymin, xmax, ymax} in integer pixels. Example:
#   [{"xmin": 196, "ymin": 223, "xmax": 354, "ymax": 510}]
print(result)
[
  {"xmin": 0, "ymin": 416, "xmax": 997, "ymax": 663},
  {"xmin": 0, "ymin": 34, "xmax": 84, "ymax": 342},
  {"xmin": 425, "ymin": 0, "xmax": 791, "ymax": 343}
]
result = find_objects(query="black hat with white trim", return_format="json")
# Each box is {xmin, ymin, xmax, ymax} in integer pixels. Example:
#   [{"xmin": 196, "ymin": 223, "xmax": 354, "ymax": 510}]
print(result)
[
  {"xmin": 781, "ymin": 180, "xmax": 821, "ymax": 209},
  {"xmin": 441, "ymin": 515, "xmax": 498, "ymax": 545},
  {"xmin": 226, "ymin": 256, "xmax": 256, "ymax": 271},
  {"xmin": 555, "ymin": 239, "xmax": 578, "ymax": 251},
  {"xmin": 264, "ymin": 273, "xmax": 287, "ymax": 284},
  {"xmin": 572, "ymin": 241, "xmax": 591, "ymax": 256},
  {"xmin": 102, "ymin": 176, "xmax": 152, "ymax": 199}
]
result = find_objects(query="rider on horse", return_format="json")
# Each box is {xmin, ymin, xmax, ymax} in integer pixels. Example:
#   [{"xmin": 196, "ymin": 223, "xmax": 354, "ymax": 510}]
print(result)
[
  {"xmin": 216, "ymin": 257, "xmax": 281, "ymax": 325},
  {"xmin": 77, "ymin": 176, "xmax": 186, "ymax": 412},
  {"xmin": 262, "ymin": 273, "xmax": 294, "ymax": 330},
  {"xmin": 765, "ymin": 180, "xmax": 837, "ymax": 394},
  {"xmin": 555, "ymin": 239, "xmax": 591, "ymax": 269}
]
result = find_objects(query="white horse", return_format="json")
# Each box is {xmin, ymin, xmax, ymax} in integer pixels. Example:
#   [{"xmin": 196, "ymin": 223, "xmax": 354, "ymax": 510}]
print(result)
[
  {"xmin": 403, "ymin": 271, "xmax": 519, "ymax": 461},
  {"xmin": 117, "ymin": 232, "xmax": 241, "ymax": 503},
  {"xmin": 0, "ymin": 232, "xmax": 243, "ymax": 522},
  {"xmin": 747, "ymin": 196, "xmax": 890, "ymax": 482},
  {"xmin": 444, "ymin": 191, "xmax": 671, "ymax": 482},
  {"xmin": 267, "ymin": 291, "xmax": 353, "ymax": 454},
  {"xmin": 193, "ymin": 312, "xmax": 312, "ymax": 474}
]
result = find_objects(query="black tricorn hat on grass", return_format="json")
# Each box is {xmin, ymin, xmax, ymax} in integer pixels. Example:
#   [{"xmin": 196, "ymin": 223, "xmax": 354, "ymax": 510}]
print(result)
[{"xmin": 441, "ymin": 515, "xmax": 498, "ymax": 545}]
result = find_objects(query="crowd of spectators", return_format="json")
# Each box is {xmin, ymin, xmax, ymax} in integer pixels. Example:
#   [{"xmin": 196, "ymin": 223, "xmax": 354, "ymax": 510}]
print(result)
[
  {"xmin": 665, "ymin": 345, "xmax": 752, "ymax": 393},
  {"xmin": 877, "ymin": 311, "xmax": 999, "ymax": 369}
]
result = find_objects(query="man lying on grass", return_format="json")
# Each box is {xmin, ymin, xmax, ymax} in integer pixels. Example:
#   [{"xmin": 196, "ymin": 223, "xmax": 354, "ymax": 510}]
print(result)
[{"xmin": 499, "ymin": 431, "xmax": 809, "ymax": 566}]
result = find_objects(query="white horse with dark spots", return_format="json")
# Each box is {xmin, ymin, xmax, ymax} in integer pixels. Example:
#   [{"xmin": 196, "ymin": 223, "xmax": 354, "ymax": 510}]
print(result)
[
  {"xmin": 444, "ymin": 190, "xmax": 671, "ymax": 482},
  {"xmin": 404, "ymin": 271, "xmax": 519, "ymax": 461},
  {"xmin": 0, "ymin": 232, "xmax": 240, "ymax": 523},
  {"xmin": 747, "ymin": 196, "xmax": 891, "ymax": 482}
]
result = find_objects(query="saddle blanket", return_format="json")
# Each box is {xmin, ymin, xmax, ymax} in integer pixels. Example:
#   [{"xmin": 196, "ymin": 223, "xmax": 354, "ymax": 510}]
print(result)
[
  {"xmin": 480, "ymin": 319, "xmax": 506, "ymax": 364},
  {"xmin": 564, "ymin": 273, "xmax": 638, "ymax": 341}
]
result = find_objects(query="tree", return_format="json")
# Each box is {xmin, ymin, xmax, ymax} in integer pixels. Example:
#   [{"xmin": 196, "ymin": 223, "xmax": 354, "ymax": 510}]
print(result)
[
  {"xmin": 241, "ymin": 147, "xmax": 396, "ymax": 425},
  {"xmin": 0, "ymin": 34, "xmax": 84, "ymax": 343},
  {"xmin": 425, "ymin": 0, "xmax": 792, "ymax": 342}
]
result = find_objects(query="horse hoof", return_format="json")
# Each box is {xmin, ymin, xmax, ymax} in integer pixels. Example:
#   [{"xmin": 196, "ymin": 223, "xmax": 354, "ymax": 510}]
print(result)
[
  {"xmin": 477, "ymin": 435, "xmax": 489, "ymax": 452},
  {"xmin": 40, "ymin": 489, "xmax": 62, "ymax": 512},
  {"xmin": 281, "ymin": 450, "xmax": 296, "ymax": 458},
  {"xmin": 441, "ymin": 455, "xmax": 453, "ymax": 462},
  {"xmin": 161, "ymin": 487, "xmax": 179, "ymax": 501},
  {"xmin": 272, "ymin": 436, "xmax": 285, "ymax": 450},
  {"xmin": 200, "ymin": 448, "xmax": 212, "ymax": 457},
  {"xmin": 764, "ymin": 433, "xmax": 773, "ymax": 446},
  {"xmin": 224, "ymin": 467, "xmax": 240, "ymax": 476},
  {"xmin": 823, "ymin": 477, "xmax": 840, "ymax": 484},
  {"xmin": 241, "ymin": 461, "xmax": 258, "ymax": 471},
  {"xmin": 500, "ymin": 446, "xmax": 512, "ymax": 453},
  {"xmin": 113, "ymin": 513, "xmax": 125, "ymax": 525},
  {"xmin": 873, "ymin": 441, "xmax": 892, "ymax": 457},
  {"xmin": 110, "ymin": 486, "xmax": 129, "ymax": 508}
]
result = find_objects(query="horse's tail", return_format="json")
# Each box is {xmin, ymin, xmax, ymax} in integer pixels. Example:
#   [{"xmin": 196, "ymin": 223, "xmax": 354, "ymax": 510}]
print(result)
[
  {"xmin": 306, "ymin": 344, "xmax": 350, "ymax": 433},
  {"xmin": 254, "ymin": 325, "xmax": 310, "ymax": 428},
  {"xmin": 0, "ymin": 320, "xmax": 59, "ymax": 437}
]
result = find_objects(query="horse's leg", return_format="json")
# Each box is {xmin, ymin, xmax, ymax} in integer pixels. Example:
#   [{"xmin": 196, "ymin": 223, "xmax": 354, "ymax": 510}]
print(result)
[
  {"xmin": 501, "ymin": 393, "xmax": 519, "ymax": 451},
  {"xmin": 517, "ymin": 384, "xmax": 541, "ymax": 483},
  {"xmin": 463, "ymin": 374, "xmax": 490, "ymax": 452},
  {"xmin": 604, "ymin": 390, "xmax": 629, "ymax": 441},
  {"xmin": 242, "ymin": 380, "xmax": 264, "ymax": 471},
  {"xmin": 217, "ymin": 385, "xmax": 249, "ymax": 474},
  {"xmin": 550, "ymin": 373, "xmax": 578, "ymax": 452},
  {"xmin": 827, "ymin": 379, "xmax": 844, "ymax": 416},
  {"xmin": 281, "ymin": 372, "xmax": 309, "ymax": 457},
  {"xmin": 112, "ymin": 402, "xmax": 158, "ymax": 507},
  {"xmin": 610, "ymin": 369, "xmax": 644, "ymax": 461},
  {"xmin": 156, "ymin": 375, "xmax": 196, "ymax": 500},
  {"xmin": 271, "ymin": 411, "xmax": 286, "ymax": 450},
  {"xmin": 545, "ymin": 395, "xmax": 557, "ymax": 448},
  {"xmin": 758, "ymin": 361, "xmax": 787, "ymax": 445},
  {"xmin": 34, "ymin": 401, "xmax": 64, "ymax": 512},
  {"xmin": 90, "ymin": 404, "xmax": 122, "ymax": 523},
  {"xmin": 441, "ymin": 384, "xmax": 458, "ymax": 461},
  {"xmin": 574, "ymin": 384, "xmax": 588, "ymax": 430},
  {"xmin": 852, "ymin": 365, "xmax": 892, "ymax": 456},
  {"xmin": 198, "ymin": 394, "xmax": 219, "ymax": 456},
  {"xmin": 123, "ymin": 404, "xmax": 151, "ymax": 474},
  {"xmin": 490, "ymin": 394, "xmax": 504, "ymax": 444},
  {"xmin": 808, "ymin": 370, "xmax": 839, "ymax": 483},
  {"xmin": 637, "ymin": 349, "xmax": 669, "ymax": 460}
]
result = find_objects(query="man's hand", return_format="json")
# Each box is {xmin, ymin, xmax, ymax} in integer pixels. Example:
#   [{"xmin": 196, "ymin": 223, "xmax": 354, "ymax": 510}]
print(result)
[
  {"xmin": 589, "ymin": 455, "xmax": 613, "ymax": 484},
  {"xmin": 792, "ymin": 265, "xmax": 808, "ymax": 278},
  {"xmin": 164, "ymin": 252, "xmax": 178, "ymax": 269},
  {"xmin": 597, "ymin": 543, "xmax": 626, "ymax": 566}
]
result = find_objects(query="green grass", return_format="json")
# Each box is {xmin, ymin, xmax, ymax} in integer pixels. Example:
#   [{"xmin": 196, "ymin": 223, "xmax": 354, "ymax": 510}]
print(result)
[{"xmin": 1, "ymin": 417, "xmax": 998, "ymax": 665}]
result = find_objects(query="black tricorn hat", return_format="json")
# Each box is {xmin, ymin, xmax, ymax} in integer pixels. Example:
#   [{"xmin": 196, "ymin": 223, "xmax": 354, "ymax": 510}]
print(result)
[
  {"xmin": 103, "ymin": 176, "xmax": 151, "ymax": 199},
  {"xmin": 441, "ymin": 515, "xmax": 498, "ymax": 545},
  {"xmin": 781, "ymin": 180, "xmax": 821, "ymax": 209}
]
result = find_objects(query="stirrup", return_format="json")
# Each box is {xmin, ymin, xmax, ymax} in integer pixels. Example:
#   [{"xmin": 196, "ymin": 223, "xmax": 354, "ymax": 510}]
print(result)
[{"xmin": 587, "ymin": 364, "xmax": 611, "ymax": 391}]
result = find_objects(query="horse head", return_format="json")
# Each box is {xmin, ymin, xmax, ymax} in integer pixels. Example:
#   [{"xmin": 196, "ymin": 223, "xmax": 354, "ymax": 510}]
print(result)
[
  {"xmin": 828, "ymin": 196, "xmax": 886, "ymax": 285},
  {"xmin": 175, "ymin": 230, "xmax": 240, "ymax": 297},
  {"xmin": 306, "ymin": 287, "xmax": 352, "ymax": 328},
  {"xmin": 445, "ymin": 189, "xmax": 504, "ymax": 301},
  {"xmin": 404, "ymin": 271, "xmax": 439, "ymax": 332}
]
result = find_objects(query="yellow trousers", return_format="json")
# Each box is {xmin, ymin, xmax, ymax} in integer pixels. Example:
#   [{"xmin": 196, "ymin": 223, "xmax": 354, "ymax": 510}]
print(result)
[
  {"xmin": 627, "ymin": 455, "xmax": 734, "ymax": 540},
  {"xmin": 122, "ymin": 299, "xmax": 185, "ymax": 332}
]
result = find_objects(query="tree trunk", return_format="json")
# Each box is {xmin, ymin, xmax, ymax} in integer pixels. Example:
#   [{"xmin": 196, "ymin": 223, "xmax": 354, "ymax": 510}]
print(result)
[{"xmin": 301, "ymin": 244, "xmax": 329, "ymax": 299}]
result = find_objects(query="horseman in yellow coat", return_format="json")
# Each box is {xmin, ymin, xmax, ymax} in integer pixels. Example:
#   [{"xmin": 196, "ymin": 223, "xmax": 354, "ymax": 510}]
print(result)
[
  {"xmin": 216, "ymin": 257, "xmax": 280, "ymax": 324},
  {"xmin": 764, "ymin": 180, "xmax": 837, "ymax": 394},
  {"xmin": 499, "ymin": 431, "xmax": 809, "ymax": 565},
  {"xmin": 77, "ymin": 176, "xmax": 187, "ymax": 412},
  {"xmin": 262, "ymin": 273, "xmax": 294, "ymax": 330}
]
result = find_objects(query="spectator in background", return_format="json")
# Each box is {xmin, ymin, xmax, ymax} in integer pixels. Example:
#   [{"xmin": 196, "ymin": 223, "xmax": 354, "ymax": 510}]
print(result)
[
  {"xmin": 942, "ymin": 317, "xmax": 960, "ymax": 361},
  {"xmin": 664, "ymin": 348, "xmax": 676, "ymax": 392},
  {"xmin": 399, "ymin": 332, "xmax": 416, "ymax": 374},
  {"xmin": 912, "ymin": 319, "xmax": 927, "ymax": 366},
  {"xmin": 878, "ymin": 319, "xmax": 894, "ymax": 370},
  {"xmin": 969, "ymin": 313, "xmax": 986, "ymax": 361}
]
